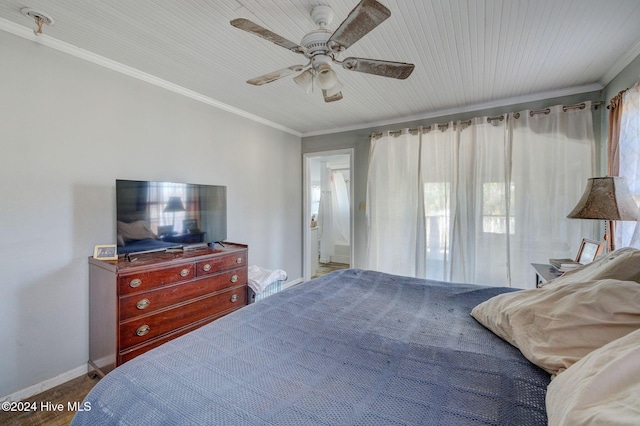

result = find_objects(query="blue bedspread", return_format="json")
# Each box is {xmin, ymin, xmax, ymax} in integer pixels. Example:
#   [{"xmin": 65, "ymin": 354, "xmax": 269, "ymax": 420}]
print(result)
[{"xmin": 72, "ymin": 269, "xmax": 550, "ymax": 425}]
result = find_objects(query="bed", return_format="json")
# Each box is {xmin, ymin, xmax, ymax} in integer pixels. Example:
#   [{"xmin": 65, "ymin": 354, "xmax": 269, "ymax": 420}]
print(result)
[
  {"xmin": 117, "ymin": 220, "xmax": 184, "ymax": 255},
  {"xmin": 72, "ymin": 269, "xmax": 551, "ymax": 425},
  {"xmin": 72, "ymin": 250, "xmax": 640, "ymax": 425}
]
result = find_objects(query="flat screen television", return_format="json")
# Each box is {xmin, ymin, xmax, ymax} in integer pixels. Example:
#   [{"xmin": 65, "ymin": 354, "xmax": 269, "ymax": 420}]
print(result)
[{"xmin": 116, "ymin": 179, "xmax": 227, "ymax": 255}]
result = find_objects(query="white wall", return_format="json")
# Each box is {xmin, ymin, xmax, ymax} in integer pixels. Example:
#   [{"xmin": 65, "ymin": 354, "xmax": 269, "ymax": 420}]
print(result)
[{"xmin": 0, "ymin": 31, "xmax": 302, "ymax": 399}]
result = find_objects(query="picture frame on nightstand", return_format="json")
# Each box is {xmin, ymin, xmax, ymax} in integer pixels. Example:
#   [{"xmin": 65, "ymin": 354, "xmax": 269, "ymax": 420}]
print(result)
[
  {"xmin": 93, "ymin": 244, "xmax": 118, "ymax": 260},
  {"xmin": 576, "ymin": 238, "xmax": 604, "ymax": 264},
  {"xmin": 183, "ymin": 219, "xmax": 199, "ymax": 233}
]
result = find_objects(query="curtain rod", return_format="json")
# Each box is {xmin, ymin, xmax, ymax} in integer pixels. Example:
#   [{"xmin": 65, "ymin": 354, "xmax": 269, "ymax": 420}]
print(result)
[{"xmin": 371, "ymin": 101, "xmax": 603, "ymax": 139}]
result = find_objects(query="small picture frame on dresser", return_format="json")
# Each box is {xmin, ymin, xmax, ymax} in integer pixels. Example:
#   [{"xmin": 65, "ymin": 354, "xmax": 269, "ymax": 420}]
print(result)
[{"xmin": 93, "ymin": 244, "xmax": 118, "ymax": 260}]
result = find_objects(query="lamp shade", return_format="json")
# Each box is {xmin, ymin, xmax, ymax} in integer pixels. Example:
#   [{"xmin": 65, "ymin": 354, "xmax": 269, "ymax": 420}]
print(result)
[
  {"xmin": 316, "ymin": 63, "xmax": 338, "ymax": 90},
  {"xmin": 567, "ymin": 177, "xmax": 639, "ymax": 221},
  {"xmin": 293, "ymin": 69, "xmax": 313, "ymax": 94},
  {"xmin": 325, "ymin": 79, "xmax": 343, "ymax": 97},
  {"xmin": 164, "ymin": 196, "xmax": 186, "ymax": 213}
]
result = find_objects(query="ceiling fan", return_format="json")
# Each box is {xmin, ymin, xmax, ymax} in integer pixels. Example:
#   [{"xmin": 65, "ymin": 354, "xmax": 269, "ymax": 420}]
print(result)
[{"xmin": 230, "ymin": 0, "xmax": 415, "ymax": 102}]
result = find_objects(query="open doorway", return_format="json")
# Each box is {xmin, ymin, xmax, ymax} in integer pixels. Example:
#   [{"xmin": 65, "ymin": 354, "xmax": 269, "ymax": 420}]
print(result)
[{"xmin": 303, "ymin": 149, "xmax": 354, "ymax": 281}]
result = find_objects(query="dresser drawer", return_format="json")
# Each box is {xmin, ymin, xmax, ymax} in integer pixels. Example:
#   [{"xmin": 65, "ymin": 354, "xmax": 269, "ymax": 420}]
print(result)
[
  {"xmin": 118, "ymin": 263, "xmax": 195, "ymax": 295},
  {"xmin": 118, "ymin": 310, "xmax": 231, "ymax": 364},
  {"xmin": 119, "ymin": 323, "xmax": 201, "ymax": 364},
  {"xmin": 119, "ymin": 267, "xmax": 248, "ymax": 320},
  {"xmin": 196, "ymin": 251, "xmax": 246, "ymax": 276},
  {"xmin": 119, "ymin": 286, "xmax": 247, "ymax": 349}
]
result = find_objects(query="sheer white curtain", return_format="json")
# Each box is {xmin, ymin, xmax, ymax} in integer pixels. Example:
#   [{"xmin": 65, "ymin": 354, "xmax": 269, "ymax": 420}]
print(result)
[
  {"xmin": 331, "ymin": 170, "xmax": 350, "ymax": 245},
  {"xmin": 617, "ymin": 82, "xmax": 640, "ymax": 248},
  {"xmin": 367, "ymin": 104, "xmax": 595, "ymax": 288},
  {"xmin": 509, "ymin": 104, "xmax": 596, "ymax": 286},
  {"xmin": 318, "ymin": 162, "xmax": 333, "ymax": 263},
  {"xmin": 420, "ymin": 123, "xmax": 458, "ymax": 281},
  {"xmin": 366, "ymin": 130, "xmax": 421, "ymax": 277},
  {"xmin": 452, "ymin": 116, "xmax": 512, "ymax": 286}
]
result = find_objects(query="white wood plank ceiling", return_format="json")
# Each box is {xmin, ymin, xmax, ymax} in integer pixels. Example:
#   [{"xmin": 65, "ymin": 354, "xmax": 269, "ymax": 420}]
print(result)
[{"xmin": 2, "ymin": 1, "xmax": 640, "ymax": 136}]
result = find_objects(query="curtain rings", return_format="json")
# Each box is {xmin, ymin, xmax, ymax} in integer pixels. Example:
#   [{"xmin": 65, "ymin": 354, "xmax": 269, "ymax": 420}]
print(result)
[
  {"xmin": 530, "ymin": 108, "xmax": 551, "ymax": 117},
  {"xmin": 562, "ymin": 103, "xmax": 586, "ymax": 112}
]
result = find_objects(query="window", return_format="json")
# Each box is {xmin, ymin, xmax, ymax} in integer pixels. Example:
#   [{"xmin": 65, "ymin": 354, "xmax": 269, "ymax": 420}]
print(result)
[
  {"xmin": 482, "ymin": 182, "xmax": 515, "ymax": 234},
  {"xmin": 617, "ymin": 82, "xmax": 640, "ymax": 247},
  {"xmin": 147, "ymin": 182, "xmax": 188, "ymax": 233},
  {"xmin": 368, "ymin": 106, "xmax": 594, "ymax": 286},
  {"xmin": 310, "ymin": 185, "xmax": 321, "ymax": 218},
  {"xmin": 424, "ymin": 182, "xmax": 450, "ymax": 255}
]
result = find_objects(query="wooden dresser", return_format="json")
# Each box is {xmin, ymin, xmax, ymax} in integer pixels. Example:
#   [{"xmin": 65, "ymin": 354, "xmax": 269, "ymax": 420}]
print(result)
[{"xmin": 88, "ymin": 243, "xmax": 248, "ymax": 377}]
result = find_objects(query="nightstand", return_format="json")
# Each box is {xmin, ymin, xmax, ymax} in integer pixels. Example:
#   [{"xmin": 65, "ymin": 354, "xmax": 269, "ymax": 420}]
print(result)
[{"xmin": 531, "ymin": 263, "xmax": 564, "ymax": 288}]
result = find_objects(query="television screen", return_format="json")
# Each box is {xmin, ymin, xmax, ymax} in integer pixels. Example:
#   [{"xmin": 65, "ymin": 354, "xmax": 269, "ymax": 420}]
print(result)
[{"xmin": 116, "ymin": 179, "xmax": 227, "ymax": 254}]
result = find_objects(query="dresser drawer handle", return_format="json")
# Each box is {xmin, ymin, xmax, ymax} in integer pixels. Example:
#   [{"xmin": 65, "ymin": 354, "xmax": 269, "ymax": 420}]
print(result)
[
  {"xmin": 129, "ymin": 278, "xmax": 142, "ymax": 288},
  {"xmin": 230, "ymin": 294, "xmax": 238, "ymax": 303},
  {"xmin": 231, "ymin": 274, "xmax": 238, "ymax": 283},
  {"xmin": 136, "ymin": 325, "xmax": 150, "ymax": 336},
  {"xmin": 180, "ymin": 268, "xmax": 190, "ymax": 277},
  {"xmin": 236, "ymin": 257, "xmax": 243, "ymax": 264},
  {"xmin": 136, "ymin": 298, "xmax": 150, "ymax": 310},
  {"xmin": 203, "ymin": 264, "xmax": 212, "ymax": 272}
]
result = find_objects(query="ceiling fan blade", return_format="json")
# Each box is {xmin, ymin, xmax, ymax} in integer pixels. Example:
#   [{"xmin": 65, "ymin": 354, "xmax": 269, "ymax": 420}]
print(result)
[
  {"xmin": 322, "ymin": 90, "xmax": 343, "ymax": 102},
  {"xmin": 247, "ymin": 65, "xmax": 305, "ymax": 86},
  {"xmin": 230, "ymin": 18, "xmax": 305, "ymax": 54},
  {"xmin": 340, "ymin": 57, "xmax": 415, "ymax": 79},
  {"xmin": 328, "ymin": 0, "xmax": 391, "ymax": 51}
]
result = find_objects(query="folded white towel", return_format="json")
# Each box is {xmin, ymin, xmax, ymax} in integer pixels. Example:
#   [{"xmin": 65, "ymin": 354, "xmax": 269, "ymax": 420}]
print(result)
[{"xmin": 247, "ymin": 265, "xmax": 288, "ymax": 293}]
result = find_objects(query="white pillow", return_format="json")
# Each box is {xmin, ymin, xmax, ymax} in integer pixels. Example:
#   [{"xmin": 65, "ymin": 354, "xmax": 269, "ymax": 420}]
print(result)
[
  {"xmin": 117, "ymin": 220, "xmax": 158, "ymax": 242},
  {"xmin": 546, "ymin": 328, "xmax": 640, "ymax": 425},
  {"xmin": 471, "ymin": 278, "xmax": 640, "ymax": 375}
]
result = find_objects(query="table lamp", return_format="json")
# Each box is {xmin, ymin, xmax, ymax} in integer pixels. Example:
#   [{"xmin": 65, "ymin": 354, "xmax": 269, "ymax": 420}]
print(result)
[
  {"xmin": 567, "ymin": 176, "xmax": 639, "ymax": 252},
  {"xmin": 164, "ymin": 196, "xmax": 186, "ymax": 232}
]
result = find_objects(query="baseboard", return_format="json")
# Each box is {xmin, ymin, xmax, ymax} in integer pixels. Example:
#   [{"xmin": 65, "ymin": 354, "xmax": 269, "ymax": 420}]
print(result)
[
  {"xmin": 1, "ymin": 364, "xmax": 88, "ymax": 402},
  {"xmin": 282, "ymin": 277, "xmax": 303, "ymax": 289}
]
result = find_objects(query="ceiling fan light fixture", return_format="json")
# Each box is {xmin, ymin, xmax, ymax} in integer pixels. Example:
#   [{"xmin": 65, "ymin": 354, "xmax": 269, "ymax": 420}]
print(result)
[
  {"xmin": 325, "ymin": 80, "xmax": 343, "ymax": 98},
  {"xmin": 293, "ymin": 69, "xmax": 314, "ymax": 94},
  {"xmin": 316, "ymin": 63, "xmax": 338, "ymax": 90}
]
